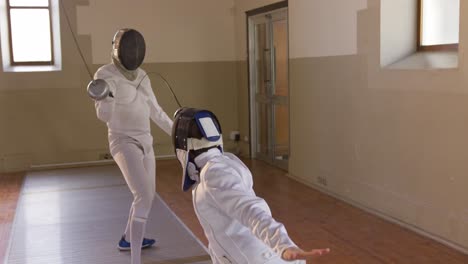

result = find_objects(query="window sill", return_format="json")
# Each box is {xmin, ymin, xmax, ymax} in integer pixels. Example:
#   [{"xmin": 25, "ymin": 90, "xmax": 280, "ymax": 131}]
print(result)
[
  {"xmin": 3, "ymin": 64, "xmax": 62, "ymax": 73},
  {"xmin": 385, "ymin": 51, "xmax": 458, "ymax": 70}
]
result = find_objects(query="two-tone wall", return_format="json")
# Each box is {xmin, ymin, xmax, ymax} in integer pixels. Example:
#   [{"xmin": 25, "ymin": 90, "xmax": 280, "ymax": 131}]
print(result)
[
  {"xmin": 0, "ymin": 0, "xmax": 239, "ymax": 171},
  {"xmin": 232, "ymin": 0, "xmax": 468, "ymax": 253},
  {"xmin": 287, "ymin": 0, "xmax": 468, "ymax": 252},
  {"xmin": 1, "ymin": 0, "xmax": 467, "ymax": 253}
]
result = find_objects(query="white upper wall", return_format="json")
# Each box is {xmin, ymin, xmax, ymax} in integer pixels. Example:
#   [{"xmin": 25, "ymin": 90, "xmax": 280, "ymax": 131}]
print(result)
[
  {"xmin": 289, "ymin": 0, "xmax": 367, "ymax": 58},
  {"xmin": 77, "ymin": 0, "xmax": 368, "ymax": 63},
  {"xmin": 77, "ymin": 0, "xmax": 236, "ymax": 63}
]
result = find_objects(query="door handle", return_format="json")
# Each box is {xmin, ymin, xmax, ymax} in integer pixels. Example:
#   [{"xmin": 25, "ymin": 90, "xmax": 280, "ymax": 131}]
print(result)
[
  {"xmin": 272, "ymin": 46, "xmax": 276, "ymax": 95},
  {"xmin": 263, "ymin": 48, "xmax": 271, "ymax": 82}
]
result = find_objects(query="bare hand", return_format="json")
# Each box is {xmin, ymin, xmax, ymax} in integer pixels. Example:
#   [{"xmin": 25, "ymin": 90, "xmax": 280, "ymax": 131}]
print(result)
[{"xmin": 282, "ymin": 247, "xmax": 331, "ymax": 261}]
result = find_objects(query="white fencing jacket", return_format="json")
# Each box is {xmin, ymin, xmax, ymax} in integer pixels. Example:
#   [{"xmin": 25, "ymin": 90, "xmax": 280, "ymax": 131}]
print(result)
[
  {"xmin": 192, "ymin": 148, "xmax": 305, "ymax": 264},
  {"xmin": 94, "ymin": 64, "xmax": 173, "ymax": 153}
]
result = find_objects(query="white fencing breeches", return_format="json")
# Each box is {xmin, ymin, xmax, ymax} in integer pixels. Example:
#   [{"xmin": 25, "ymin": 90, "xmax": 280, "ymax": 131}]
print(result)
[{"xmin": 112, "ymin": 141, "xmax": 155, "ymax": 264}]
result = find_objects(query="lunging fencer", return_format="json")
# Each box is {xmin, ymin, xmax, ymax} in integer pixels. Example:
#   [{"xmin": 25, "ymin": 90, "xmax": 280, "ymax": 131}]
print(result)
[
  {"xmin": 172, "ymin": 108, "xmax": 331, "ymax": 263},
  {"xmin": 88, "ymin": 28, "xmax": 173, "ymax": 264}
]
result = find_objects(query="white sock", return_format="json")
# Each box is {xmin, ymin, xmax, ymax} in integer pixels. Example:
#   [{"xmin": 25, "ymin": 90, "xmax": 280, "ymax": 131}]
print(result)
[
  {"xmin": 130, "ymin": 217, "xmax": 146, "ymax": 264},
  {"xmin": 124, "ymin": 206, "xmax": 134, "ymax": 238}
]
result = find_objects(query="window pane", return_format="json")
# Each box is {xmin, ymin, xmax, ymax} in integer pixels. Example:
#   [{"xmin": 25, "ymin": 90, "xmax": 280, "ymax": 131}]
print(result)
[
  {"xmin": 421, "ymin": 0, "xmax": 459, "ymax": 46},
  {"xmin": 9, "ymin": 0, "xmax": 49, "ymax": 7},
  {"xmin": 10, "ymin": 9, "xmax": 52, "ymax": 62}
]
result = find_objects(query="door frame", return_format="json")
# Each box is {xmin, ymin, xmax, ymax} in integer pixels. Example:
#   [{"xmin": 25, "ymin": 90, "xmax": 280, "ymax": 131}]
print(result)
[{"xmin": 246, "ymin": 1, "xmax": 289, "ymax": 170}]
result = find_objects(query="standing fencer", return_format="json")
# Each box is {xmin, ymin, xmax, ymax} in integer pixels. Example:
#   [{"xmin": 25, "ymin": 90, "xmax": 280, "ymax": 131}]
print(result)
[
  {"xmin": 172, "ymin": 108, "xmax": 331, "ymax": 263},
  {"xmin": 88, "ymin": 28, "xmax": 173, "ymax": 264}
]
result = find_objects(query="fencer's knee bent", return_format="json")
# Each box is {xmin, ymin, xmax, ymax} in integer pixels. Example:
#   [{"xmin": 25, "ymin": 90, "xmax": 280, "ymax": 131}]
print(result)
[{"xmin": 132, "ymin": 191, "xmax": 155, "ymax": 219}]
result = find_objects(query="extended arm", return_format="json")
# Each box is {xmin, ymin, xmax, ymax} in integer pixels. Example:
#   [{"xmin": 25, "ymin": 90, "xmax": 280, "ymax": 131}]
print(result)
[{"xmin": 204, "ymin": 164, "xmax": 297, "ymax": 257}]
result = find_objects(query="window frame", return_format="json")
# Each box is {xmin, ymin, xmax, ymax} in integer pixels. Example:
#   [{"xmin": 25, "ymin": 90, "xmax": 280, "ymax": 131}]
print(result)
[{"xmin": 6, "ymin": 0, "xmax": 55, "ymax": 66}]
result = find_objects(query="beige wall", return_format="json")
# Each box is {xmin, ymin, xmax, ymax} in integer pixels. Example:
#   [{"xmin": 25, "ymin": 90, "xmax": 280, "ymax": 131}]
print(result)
[
  {"xmin": 233, "ymin": 0, "xmax": 468, "ymax": 252},
  {"xmin": 0, "ymin": 0, "xmax": 238, "ymax": 171},
  {"xmin": 287, "ymin": 0, "xmax": 468, "ymax": 252},
  {"xmin": 77, "ymin": 0, "xmax": 236, "ymax": 63},
  {"xmin": 289, "ymin": 0, "xmax": 367, "ymax": 58}
]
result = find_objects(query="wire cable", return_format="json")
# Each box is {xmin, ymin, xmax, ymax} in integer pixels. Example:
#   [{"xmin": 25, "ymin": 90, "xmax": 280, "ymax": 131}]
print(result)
[
  {"xmin": 136, "ymin": 72, "xmax": 182, "ymax": 108},
  {"xmin": 59, "ymin": 0, "xmax": 182, "ymax": 108},
  {"xmin": 59, "ymin": 0, "xmax": 94, "ymax": 79}
]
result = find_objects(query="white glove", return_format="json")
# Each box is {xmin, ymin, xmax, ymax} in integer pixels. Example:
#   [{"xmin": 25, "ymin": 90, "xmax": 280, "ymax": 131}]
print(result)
[{"xmin": 187, "ymin": 162, "xmax": 200, "ymax": 182}]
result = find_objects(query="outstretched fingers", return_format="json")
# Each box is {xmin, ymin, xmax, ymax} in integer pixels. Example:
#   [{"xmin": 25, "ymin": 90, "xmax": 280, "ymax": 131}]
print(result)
[{"xmin": 301, "ymin": 248, "xmax": 331, "ymax": 257}]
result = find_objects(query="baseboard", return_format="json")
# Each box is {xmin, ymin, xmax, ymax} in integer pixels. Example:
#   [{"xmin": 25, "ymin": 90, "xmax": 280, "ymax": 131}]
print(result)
[
  {"xmin": 286, "ymin": 173, "xmax": 468, "ymax": 256},
  {"xmin": 30, "ymin": 154, "xmax": 176, "ymax": 171},
  {"xmin": 1, "ymin": 154, "xmax": 32, "ymax": 173}
]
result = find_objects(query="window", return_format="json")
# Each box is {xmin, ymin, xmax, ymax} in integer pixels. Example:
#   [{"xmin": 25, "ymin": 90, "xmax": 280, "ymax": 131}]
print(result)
[
  {"xmin": 0, "ymin": 0, "xmax": 61, "ymax": 71},
  {"xmin": 8, "ymin": 0, "xmax": 53, "ymax": 65},
  {"xmin": 381, "ymin": 0, "xmax": 459, "ymax": 69},
  {"xmin": 418, "ymin": 0, "xmax": 460, "ymax": 51}
]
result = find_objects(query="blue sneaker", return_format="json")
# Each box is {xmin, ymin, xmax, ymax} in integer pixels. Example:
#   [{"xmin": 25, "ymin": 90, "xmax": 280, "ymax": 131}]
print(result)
[{"xmin": 118, "ymin": 235, "xmax": 156, "ymax": 251}]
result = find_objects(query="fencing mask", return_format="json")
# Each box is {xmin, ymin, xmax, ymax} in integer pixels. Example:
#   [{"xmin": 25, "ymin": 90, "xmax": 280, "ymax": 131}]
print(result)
[
  {"xmin": 172, "ymin": 108, "xmax": 223, "ymax": 191},
  {"xmin": 112, "ymin": 28, "xmax": 146, "ymax": 71}
]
